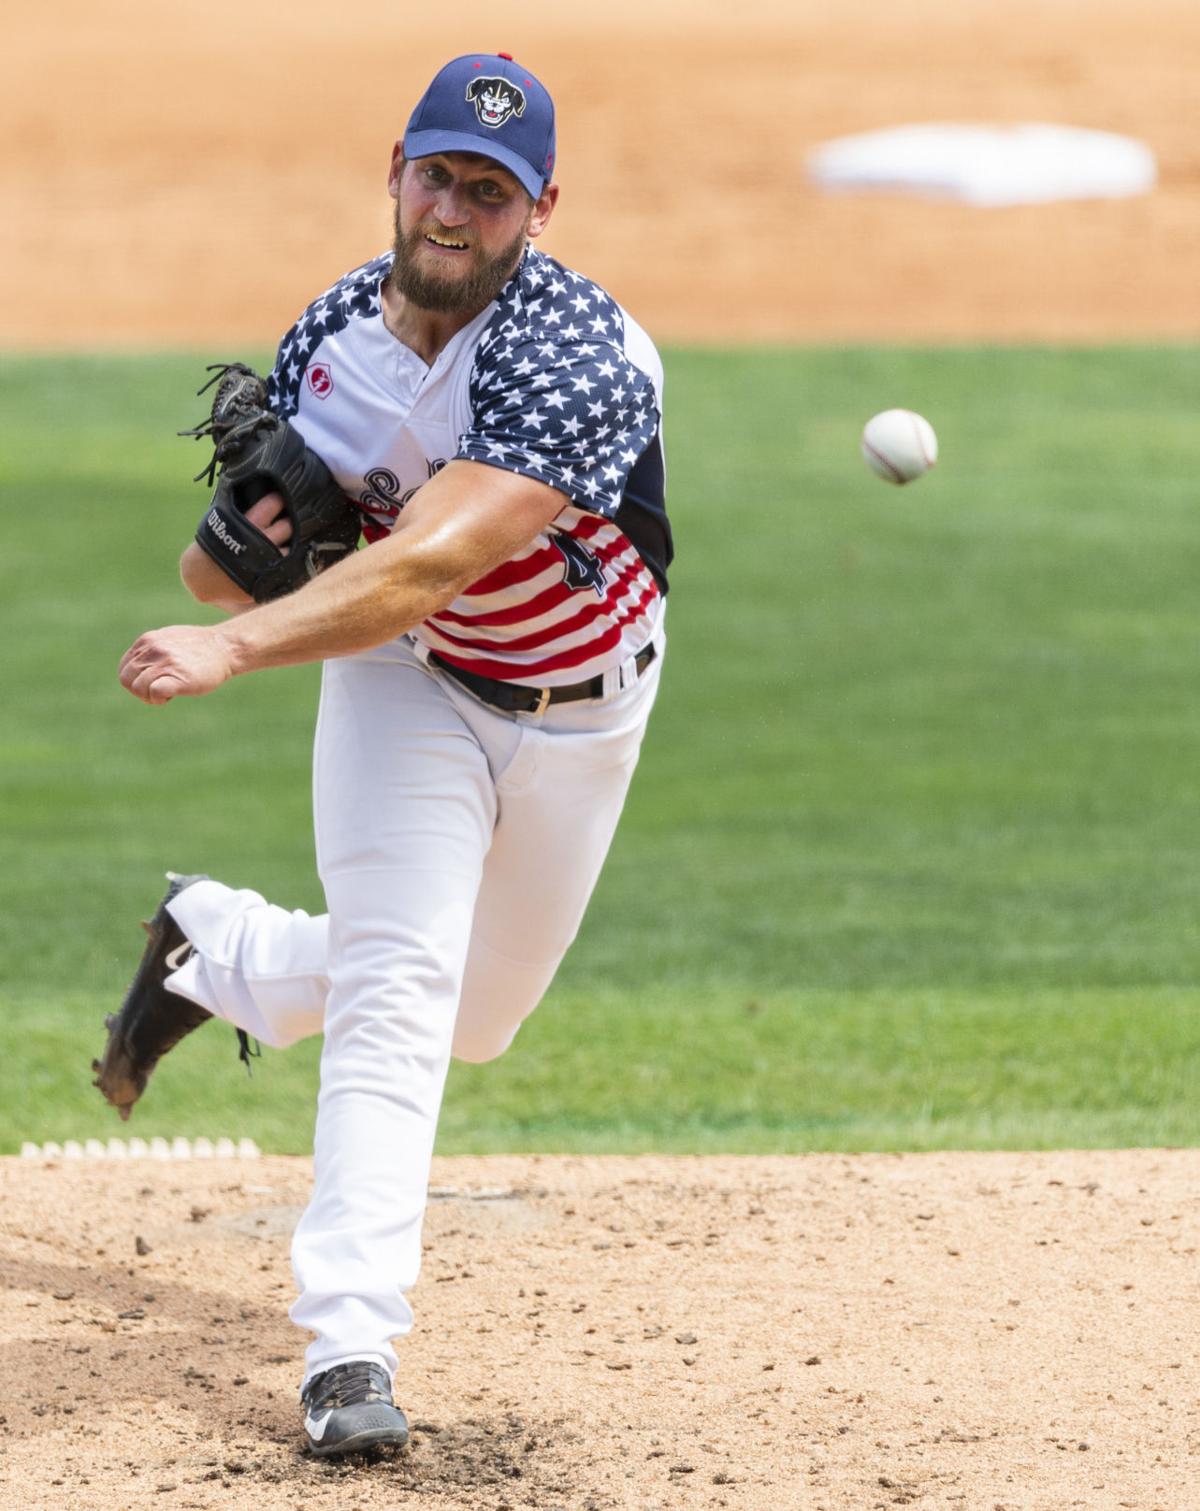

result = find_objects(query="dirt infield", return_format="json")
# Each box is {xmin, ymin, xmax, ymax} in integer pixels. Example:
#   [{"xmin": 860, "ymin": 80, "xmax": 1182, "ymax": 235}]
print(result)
[
  {"xmin": 6, "ymin": 0, "xmax": 1200, "ymax": 346},
  {"xmin": 1, "ymin": 1152, "xmax": 1197, "ymax": 1510}
]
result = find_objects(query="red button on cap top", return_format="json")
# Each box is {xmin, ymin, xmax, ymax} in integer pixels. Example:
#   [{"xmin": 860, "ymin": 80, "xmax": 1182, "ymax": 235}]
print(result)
[{"xmin": 498, "ymin": 51, "xmax": 513, "ymax": 60}]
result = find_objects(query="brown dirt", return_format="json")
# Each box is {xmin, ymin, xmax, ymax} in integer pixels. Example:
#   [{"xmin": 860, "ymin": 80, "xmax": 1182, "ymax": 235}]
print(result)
[
  {"xmin": 1, "ymin": 1152, "xmax": 1197, "ymax": 1510},
  {"xmin": 6, "ymin": 0, "xmax": 1200, "ymax": 347},
  {"xmin": 6, "ymin": 5, "xmax": 1200, "ymax": 1505}
]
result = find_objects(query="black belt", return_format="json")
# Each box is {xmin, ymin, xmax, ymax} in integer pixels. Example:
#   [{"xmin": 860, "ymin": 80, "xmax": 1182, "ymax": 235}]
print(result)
[{"xmin": 429, "ymin": 643, "xmax": 657, "ymax": 715}]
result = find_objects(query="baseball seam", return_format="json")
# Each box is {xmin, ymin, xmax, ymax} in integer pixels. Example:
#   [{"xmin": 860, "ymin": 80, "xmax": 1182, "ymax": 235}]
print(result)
[
  {"xmin": 900, "ymin": 409, "xmax": 935, "ymax": 469},
  {"xmin": 862, "ymin": 438, "xmax": 907, "ymax": 483}
]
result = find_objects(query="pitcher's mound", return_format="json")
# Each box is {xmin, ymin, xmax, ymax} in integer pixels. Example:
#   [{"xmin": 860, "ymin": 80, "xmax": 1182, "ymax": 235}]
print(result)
[{"xmin": 1, "ymin": 1150, "xmax": 1195, "ymax": 1509}]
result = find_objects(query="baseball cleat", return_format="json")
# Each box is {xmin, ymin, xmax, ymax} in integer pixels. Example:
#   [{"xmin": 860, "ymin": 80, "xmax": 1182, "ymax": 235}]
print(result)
[
  {"xmin": 300, "ymin": 1362, "xmax": 410, "ymax": 1457},
  {"xmin": 91, "ymin": 872, "xmax": 213, "ymax": 1120}
]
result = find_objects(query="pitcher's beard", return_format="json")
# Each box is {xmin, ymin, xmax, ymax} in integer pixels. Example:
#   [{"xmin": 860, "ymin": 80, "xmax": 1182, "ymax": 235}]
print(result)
[{"xmin": 390, "ymin": 212, "xmax": 528, "ymax": 315}]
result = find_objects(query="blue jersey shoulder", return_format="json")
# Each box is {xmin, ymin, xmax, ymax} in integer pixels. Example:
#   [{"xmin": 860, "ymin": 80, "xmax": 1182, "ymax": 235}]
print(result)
[{"xmin": 473, "ymin": 248, "xmax": 624, "ymax": 379}]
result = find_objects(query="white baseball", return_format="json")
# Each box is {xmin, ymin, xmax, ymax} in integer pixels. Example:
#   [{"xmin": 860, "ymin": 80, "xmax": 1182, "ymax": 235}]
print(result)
[{"xmin": 861, "ymin": 409, "xmax": 938, "ymax": 485}]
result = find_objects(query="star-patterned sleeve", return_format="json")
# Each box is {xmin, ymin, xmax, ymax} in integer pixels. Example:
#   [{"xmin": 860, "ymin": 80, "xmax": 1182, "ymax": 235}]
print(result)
[
  {"xmin": 264, "ymin": 253, "xmax": 389, "ymax": 419},
  {"xmin": 458, "ymin": 335, "xmax": 660, "ymax": 519},
  {"xmin": 263, "ymin": 335, "xmax": 291, "ymax": 418}
]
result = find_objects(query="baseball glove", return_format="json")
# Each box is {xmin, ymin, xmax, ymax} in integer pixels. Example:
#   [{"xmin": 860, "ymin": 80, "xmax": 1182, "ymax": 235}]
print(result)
[{"xmin": 181, "ymin": 362, "xmax": 362, "ymax": 602}]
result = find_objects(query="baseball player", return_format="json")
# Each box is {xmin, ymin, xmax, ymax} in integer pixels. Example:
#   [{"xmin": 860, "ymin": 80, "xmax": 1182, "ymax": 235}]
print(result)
[{"xmin": 93, "ymin": 53, "xmax": 672, "ymax": 1457}]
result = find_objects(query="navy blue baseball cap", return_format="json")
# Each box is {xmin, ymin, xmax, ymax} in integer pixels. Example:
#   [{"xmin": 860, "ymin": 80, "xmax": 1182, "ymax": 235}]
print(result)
[{"xmin": 404, "ymin": 53, "xmax": 556, "ymax": 200}]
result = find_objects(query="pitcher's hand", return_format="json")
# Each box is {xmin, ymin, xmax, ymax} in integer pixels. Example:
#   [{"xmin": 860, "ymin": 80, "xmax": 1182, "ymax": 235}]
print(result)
[{"xmin": 119, "ymin": 624, "xmax": 235, "ymax": 705}]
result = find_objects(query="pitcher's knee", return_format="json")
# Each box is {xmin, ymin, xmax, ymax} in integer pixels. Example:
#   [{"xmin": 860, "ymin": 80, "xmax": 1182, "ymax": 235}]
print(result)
[
  {"xmin": 254, "ymin": 1016, "xmax": 319, "ymax": 1051},
  {"xmin": 451, "ymin": 1022, "xmax": 520, "ymax": 1064}
]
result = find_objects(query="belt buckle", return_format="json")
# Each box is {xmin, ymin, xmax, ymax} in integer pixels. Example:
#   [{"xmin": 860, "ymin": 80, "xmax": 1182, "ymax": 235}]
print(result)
[{"xmin": 532, "ymin": 686, "xmax": 552, "ymax": 716}]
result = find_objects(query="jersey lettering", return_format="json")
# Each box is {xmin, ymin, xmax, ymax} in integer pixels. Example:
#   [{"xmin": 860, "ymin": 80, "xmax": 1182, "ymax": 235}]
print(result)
[
  {"xmin": 360, "ymin": 467, "xmax": 402, "ymax": 522},
  {"xmin": 358, "ymin": 460, "xmax": 449, "ymax": 539}
]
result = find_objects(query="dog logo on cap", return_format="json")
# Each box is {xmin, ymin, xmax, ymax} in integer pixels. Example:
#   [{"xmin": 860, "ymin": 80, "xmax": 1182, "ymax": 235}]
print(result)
[{"xmin": 465, "ymin": 76, "xmax": 526, "ymax": 129}]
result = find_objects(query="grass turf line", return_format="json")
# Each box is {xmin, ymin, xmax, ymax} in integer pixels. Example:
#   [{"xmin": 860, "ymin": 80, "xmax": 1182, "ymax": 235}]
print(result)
[
  {"xmin": 8, "ymin": 986, "xmax": 1197, "ymax": 1154},
  {"xmin": 2, "ymin": 348, "xmax": 1199, "ymax": 1152}
]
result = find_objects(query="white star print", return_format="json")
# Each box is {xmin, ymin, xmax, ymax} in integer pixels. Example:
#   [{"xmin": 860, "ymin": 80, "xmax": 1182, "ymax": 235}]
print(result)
[{"xmin": 410, "ymin": 248, "xmax": 668, "ymax": 526}]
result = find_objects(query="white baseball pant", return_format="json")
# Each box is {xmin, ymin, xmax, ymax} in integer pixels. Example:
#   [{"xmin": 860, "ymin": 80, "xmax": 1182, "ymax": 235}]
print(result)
[{"xmin": 163, "ymin": 628, "xmax": 663, "ymax": 1385}]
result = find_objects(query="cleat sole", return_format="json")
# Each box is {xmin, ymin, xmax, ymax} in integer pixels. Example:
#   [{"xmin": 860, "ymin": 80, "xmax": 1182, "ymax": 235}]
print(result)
[{"xmin": 308, "ymin": 1425, "xmax": 409, "ymax": 1457}]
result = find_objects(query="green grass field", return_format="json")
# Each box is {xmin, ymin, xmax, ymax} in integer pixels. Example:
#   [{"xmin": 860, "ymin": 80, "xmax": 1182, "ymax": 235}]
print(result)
[{"xmin": 3, "ymin": 348, "xmax": 1199, "ymax": 1153}]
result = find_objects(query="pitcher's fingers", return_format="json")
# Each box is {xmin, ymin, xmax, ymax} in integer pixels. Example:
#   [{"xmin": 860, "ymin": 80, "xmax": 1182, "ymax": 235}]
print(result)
[
  {"xmin": 262, "ymin": 517, "xmax": 293, "ymax": 548},
  {"xmin": 131, "ymin": 665, "xmax": 179, "ymax": 704},
  {"xmin": 145, "ymin": 674, "xmax": 181, "ymax": 705},
  {"xmin": 243, "ymin": 493, "xmax": 292, "ymax": 549},
  {"xmin": 119, "ymin": 643, "xmax": 149, "ymax": 688},
  {"xmin": 120, "ymin": 635, "xmax": 147, "ymax": 671},
  {"xmin": 244, "ymin": 492, "xmax": 286, "ymax": 528},
  {"xmin": 127, "ymin": 661, "xmax": 168, "ymax": 702}
]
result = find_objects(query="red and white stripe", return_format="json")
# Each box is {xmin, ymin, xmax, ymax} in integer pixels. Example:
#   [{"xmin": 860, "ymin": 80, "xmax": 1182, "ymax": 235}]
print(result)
[{"xmin": 415, "ymin": 510, "xmax": 660, "ymax": 685}]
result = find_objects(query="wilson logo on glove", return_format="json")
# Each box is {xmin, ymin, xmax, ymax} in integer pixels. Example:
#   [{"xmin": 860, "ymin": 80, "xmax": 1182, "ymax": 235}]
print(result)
[{"xmin": 206, "ymin": 508, "xmax": 246, "ymax": 555}]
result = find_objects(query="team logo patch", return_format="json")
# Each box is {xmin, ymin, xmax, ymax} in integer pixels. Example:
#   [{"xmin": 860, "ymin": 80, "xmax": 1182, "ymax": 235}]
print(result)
[
  {"xmin": 553, "ymin": 534, "xmax": 606, "ymax": 597},
  {"xmin": 465, "ymin": 77, "xmax": 527, "ymax": 129},
  {"xmin": 306, "ymin": 363, "xmax": 334, "ymax": 400}
]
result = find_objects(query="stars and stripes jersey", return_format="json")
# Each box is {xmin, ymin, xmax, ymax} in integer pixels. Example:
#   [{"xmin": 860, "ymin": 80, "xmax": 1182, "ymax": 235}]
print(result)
[{"xmin": 264, "ymin": 245, "xmax": 672, "ymax": 686}]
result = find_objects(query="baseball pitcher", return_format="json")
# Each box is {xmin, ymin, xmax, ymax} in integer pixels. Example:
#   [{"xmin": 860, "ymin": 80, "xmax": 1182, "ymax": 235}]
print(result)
[{"xmin": 92, "ymin": 52, "xmax": 672, "ymax": 1457}]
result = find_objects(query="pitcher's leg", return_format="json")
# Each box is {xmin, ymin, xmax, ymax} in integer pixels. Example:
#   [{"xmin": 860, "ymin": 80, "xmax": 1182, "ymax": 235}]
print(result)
[
  {"xmin": 290, "ymin": 647, "xmax": 506, "ymax": 1382},
  {"xmin": 450, "ymin": 765, "xmax": 636, "ymax": 1063},
  {"xmin": 165, "ymin": 881, "xmax": 331, "ymax": 1049},
  {"xmin": 452, "ymin": 656, "xmax": 662, "ymax": 1064},
  {"xmin": 288, "ymin": 864, "xmax": 480, "ymax": 1380}
]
